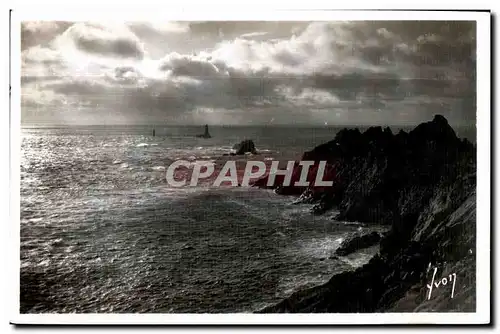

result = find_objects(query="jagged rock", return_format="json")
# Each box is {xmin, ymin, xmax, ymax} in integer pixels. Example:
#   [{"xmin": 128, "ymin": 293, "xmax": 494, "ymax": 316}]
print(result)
[
  {"xmin": 232, "ymin": 139, "xmax": 257, "ymax": 155},
  {"xmin": 196, "ymin": 124, "xmax": 211, "ymax": 138},
  {"xmin": 254, "ymin": 114, "xmax": 465, "ymax": 220},
  {"xmin": 335, "ymin": 231, "xmax": 382, "ymax": 256}
]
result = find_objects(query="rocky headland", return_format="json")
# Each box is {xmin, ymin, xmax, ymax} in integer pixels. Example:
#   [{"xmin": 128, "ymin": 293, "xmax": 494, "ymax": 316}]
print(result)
[{"xmin": 255, "ymin": 115, "xmax": 476, "ymax": 312}]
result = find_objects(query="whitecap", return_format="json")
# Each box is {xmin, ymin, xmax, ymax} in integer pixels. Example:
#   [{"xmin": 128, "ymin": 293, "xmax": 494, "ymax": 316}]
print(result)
[
  {"xmin": 112, "ymin": 160, "xmax": 122, "ymax": 164},
  {"xmin": 152, "ymin": 166, "xmax": 165, "ymax": 171},
  {"xmin": 190, "ymin": 160, "xmax": 215, "ymax": 167},
  {"xmin": 341, "ymin": 221, "xmax": 363, "ymax": 226},
  {"xmin": 120, "ymin": 163, "xmax": 129, "ymax": 168},
  {"xmin": 136, "ymin": 143, "xmax": 149, "ymax": 147},
  {"xmin": 286, "ymin": 236, "xmax": 345, "ymax": 260},
  {"xmin": 274, "ymin": 231, "xmax": 286, "ymax": 238},
  {"xmin": 21, "ymin": 261, "xmax": 32, "ymax": 269}
]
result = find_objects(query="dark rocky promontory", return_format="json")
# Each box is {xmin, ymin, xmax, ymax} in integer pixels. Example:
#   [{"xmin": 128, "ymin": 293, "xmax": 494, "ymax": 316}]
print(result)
[{"xmin": 256, "ymin": 115, "xmax": 476, "ymax": 313}]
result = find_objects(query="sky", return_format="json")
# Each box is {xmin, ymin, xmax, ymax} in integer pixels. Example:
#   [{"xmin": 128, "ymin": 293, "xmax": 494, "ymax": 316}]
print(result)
[{"xmin": 20, "ymin": 20, "xmax": 476, "ymax": 126}]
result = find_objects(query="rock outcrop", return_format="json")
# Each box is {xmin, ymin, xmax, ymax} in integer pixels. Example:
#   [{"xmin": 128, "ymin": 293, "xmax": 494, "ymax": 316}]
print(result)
[
  {"xmin": 335, "ymin": 231, "xmax": 382, "ymax": 256},
  {"xmin": 197, "ymin": 124, "xmax": 211, "ymax": 138},
  {"xmin": 232, "ymin": 139, "xmax": 257, "ymax": 155},
  {"xmin": 257, "ymin": 115, "xmax": 476, "ymax": 313}
]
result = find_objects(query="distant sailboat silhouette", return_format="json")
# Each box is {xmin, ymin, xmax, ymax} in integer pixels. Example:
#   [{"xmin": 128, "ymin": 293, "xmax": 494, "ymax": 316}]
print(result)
[{"xmin": 196, "ymin": 124, "xmax": 211, "ymax": 138}]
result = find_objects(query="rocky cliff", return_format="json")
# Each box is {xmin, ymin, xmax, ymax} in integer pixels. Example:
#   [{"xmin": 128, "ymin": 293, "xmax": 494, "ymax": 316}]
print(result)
[{"xmin": 256, "ymin": 115, "xmax": 476, "ymax": 312}]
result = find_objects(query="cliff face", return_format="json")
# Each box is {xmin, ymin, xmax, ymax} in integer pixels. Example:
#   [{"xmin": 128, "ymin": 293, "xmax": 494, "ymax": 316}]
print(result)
[{"xmin": 257, "ymin": 115, "xmax": 476, "ymax": 312}]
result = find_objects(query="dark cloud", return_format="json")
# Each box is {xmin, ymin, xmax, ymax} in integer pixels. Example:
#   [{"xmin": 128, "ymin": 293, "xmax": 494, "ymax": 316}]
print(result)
[{"xmin": 21, "ymin": 20, "xmax": 476, "ymax": 126}]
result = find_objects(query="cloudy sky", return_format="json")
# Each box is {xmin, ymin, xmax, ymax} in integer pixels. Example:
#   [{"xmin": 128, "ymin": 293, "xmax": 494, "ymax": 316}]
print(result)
[{"xmin": 21, "ymin": 20, "xmax": 476, "ymax": 126}]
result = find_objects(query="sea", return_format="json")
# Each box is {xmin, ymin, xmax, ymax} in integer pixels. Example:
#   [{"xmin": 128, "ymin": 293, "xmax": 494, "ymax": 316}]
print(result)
[{"xmin": 19, "ymin": 124, "xmax": 476, "ymax": 313}]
